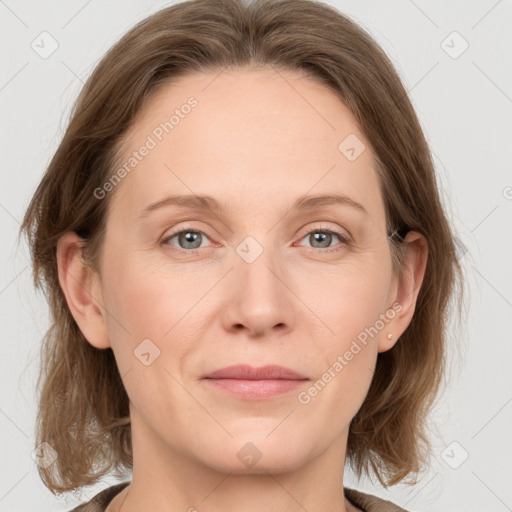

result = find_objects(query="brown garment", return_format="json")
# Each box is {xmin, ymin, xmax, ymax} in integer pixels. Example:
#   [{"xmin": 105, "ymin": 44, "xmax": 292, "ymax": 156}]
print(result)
[{"xmin": 69, "ymin": 481, "xmax": 409, "ymax": 512}]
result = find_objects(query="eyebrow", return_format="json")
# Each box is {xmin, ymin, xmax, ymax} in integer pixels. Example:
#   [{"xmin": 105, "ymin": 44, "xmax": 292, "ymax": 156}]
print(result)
[{"xmin": 138, "ymin": 193, "xmax": 368, "ymax": 218}]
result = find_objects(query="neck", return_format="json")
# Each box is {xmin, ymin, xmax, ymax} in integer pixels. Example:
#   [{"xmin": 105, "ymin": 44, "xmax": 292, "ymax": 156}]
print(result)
[{"xmin": 112, "ymin": 405, "xmax": 360, "ymax": 512}]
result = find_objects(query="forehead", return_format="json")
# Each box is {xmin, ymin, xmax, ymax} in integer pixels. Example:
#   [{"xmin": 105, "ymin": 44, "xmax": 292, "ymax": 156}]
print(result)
[{"xmin": 108, "ymin": 66, "xmax": 384, "ymax": 224}]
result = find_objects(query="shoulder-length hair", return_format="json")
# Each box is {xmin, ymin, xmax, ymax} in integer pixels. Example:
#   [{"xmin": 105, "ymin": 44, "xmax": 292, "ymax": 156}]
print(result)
[{"xmin": 19, "ymin": 0, "xmax": 465, "ymax": 494}]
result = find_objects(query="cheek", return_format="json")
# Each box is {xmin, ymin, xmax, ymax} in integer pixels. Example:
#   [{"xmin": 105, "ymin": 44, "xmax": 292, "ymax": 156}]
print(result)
[
  {"xmin": 298, "ymin": 254, "xmax": 392, "ymax": 342},
  {"xmin": 295, "ymin": 280, "xmax": 386, "ymax": 427},
  {"xmin": 99, "ymin": 248, "xmax": 226, "ymax": 382},
  {"xmin": 98, "ymin": 252, "xmax": 192, "ymax": 374},
  {"xmin": 102, "ymin": 248, "xmax": 203, "ymax": 334},
  {"xmin": 297, "ymin": 258, "xmax": 391, "ymax": 401},
  {"xmin": 99, "ymin": 257, "xmax": 205, "ymax": 416}
]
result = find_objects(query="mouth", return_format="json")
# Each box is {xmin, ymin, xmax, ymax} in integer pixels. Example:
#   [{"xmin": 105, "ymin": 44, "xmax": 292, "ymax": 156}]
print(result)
[{"xmin": 201, "ymin": 364, "xmax": 309, "ymax": 400}]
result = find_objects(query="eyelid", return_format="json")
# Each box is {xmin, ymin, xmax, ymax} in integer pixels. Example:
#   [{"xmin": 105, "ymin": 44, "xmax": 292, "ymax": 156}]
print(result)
[
  {"xmin": 161, "ymin": 221, "xmax": 352, "ymax": 253},
  {"xmin": 296, "ymin": 222, "xmax": 351, "ymax": 243},
  {"xmin": 160, "ymin": 225, "xmax": 218, "ymax": 251}
]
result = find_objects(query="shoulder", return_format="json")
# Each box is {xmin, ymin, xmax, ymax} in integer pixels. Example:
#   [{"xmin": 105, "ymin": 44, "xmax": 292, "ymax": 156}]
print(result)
[
  {"xmin": 68, "ymin": 482, "xmax": 130, "ymax": 512},
  {"xmin": 344, "ymin": 486, "xmax": 409, "ymax": 512}
]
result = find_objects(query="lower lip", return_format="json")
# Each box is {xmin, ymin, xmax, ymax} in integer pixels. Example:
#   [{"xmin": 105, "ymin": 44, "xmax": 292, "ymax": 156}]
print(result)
[{"xmin": 202, "ymin": 378, "xmax": 308, "ymax": 399}]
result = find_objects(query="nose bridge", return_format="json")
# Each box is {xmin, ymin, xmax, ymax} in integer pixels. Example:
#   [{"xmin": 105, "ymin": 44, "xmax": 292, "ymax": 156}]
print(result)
[
  {"xmin": 223, "ymin": 231, "xmax": 294, "ymax": 335},
  {"xmin": 235, "ymin": 232, "xmax": 284, "ymax": 296}
]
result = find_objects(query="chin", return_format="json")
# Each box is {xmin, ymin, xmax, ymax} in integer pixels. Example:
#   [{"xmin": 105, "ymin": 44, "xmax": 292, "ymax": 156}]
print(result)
[{"xmin": 190, "ymin": 432, "xmax": 315, "ymax": 475}]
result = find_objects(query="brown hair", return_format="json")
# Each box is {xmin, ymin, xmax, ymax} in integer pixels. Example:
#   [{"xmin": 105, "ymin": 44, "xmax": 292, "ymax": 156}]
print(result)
[{"xmin": 19, "ymin": 0, "xmax": 465, "ymax": 495}]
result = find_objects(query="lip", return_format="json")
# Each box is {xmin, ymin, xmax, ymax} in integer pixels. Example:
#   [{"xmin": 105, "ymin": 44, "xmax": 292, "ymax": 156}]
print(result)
[
  {"xmin": 202, "ymin": 364, "xmax": 309, "ymax": 400},
  {"xmin": 202, "ymin": 364, "xmax": 307, "ymax": 380}
]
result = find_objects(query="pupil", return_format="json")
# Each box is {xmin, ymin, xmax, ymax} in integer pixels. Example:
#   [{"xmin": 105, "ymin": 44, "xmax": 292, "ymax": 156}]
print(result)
[
  {"xmin": 312, "ymin": 232, "xmax": 331, "ymax": 248},
  {"xmin": 180, "ymin": 231, "xmax": 201, "ymax": 249}
]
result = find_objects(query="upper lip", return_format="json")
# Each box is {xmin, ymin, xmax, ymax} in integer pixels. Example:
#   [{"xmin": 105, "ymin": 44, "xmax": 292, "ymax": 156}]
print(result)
[{"xmin": 202, "ymin": 364, "xmax": 308, "ymax": 380}]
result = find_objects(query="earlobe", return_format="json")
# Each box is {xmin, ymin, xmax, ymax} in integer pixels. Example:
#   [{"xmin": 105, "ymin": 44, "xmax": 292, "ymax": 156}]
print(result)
[
  {"xmin": 56, "ymin": 231, "xmax": 111, "ymax": 349},
  {"xmin": 378, "ymin": 231, "xmax": 428, "ymax": 353}
]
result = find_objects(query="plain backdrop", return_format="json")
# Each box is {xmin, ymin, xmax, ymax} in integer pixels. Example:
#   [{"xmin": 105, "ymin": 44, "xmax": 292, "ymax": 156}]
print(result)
[{"xmin": 1, "ymin": 1, "xmax": 511, "ymax": 511}]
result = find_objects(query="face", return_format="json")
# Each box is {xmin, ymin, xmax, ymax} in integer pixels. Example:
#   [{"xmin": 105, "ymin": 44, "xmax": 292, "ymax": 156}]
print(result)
[{"xmin": 77, "ymin": 66, "xmax": 405, "ymax": 474}]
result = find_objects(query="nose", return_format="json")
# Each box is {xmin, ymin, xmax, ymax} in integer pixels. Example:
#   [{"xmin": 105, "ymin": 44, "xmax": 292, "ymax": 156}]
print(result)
[{"xmin": 220, "ymin": 241, "xmax": 295, "ymax": 338}]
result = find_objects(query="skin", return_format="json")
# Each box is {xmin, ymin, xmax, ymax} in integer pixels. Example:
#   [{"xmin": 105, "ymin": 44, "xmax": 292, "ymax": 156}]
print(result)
[{"xmin": 57, "ymin": 66, "xmax": 427, "ymax": 512}]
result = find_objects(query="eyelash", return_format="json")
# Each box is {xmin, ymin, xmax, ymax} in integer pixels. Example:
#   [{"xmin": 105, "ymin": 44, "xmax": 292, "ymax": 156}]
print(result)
[{"xmin": 160, "ymin": 224, "xmax": 351, "ymax": 256}]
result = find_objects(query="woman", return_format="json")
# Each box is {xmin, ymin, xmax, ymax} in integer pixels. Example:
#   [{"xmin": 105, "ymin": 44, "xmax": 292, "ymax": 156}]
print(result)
[{"xmin": 19, "ymin": 0, "xmax": 464, "ymax": 510}]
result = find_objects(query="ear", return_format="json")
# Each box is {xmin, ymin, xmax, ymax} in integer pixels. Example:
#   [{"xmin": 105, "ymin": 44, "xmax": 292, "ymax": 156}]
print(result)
[
  {"xmin": 56, "ymin": 231, "xmax": 111, "ymax": 349},
  {"xmin": 378, "ymin": 230, "xmax": 428, "ymax": 353}
]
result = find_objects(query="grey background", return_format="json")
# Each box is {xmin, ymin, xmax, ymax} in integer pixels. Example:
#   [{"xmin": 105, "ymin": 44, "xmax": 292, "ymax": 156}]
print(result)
[{"xmin": 1, "ymin": 0, "xmax": 511, "ymax": 510}]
